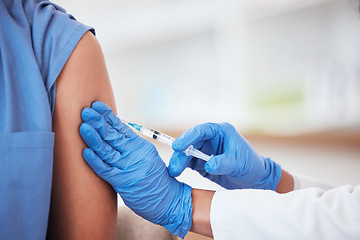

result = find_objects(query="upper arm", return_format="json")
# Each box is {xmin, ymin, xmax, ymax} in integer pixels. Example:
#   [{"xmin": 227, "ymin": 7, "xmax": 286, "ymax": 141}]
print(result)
[{"xmin": 47, "ymin": 31, "xmax": 117, "ymax": 239}]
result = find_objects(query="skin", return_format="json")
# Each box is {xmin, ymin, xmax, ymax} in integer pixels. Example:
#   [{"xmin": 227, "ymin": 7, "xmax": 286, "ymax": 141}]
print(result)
[
  {"xmin": 190, "ymin": 169, "xmax": 294, "ymax": 238},
  {"xmin": 47, "ymin": 31, "xmax": 117, "ymax": 239}
]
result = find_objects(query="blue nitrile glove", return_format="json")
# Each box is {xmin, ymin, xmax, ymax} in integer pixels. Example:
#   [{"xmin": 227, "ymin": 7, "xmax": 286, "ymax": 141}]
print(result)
[
  {"xmin": 168, "ymin": 122, "xmax": 282, "ymax": 190},
  {"xmin": 79, "ymin": 101, "xmax": 192, "ymax": 239}
]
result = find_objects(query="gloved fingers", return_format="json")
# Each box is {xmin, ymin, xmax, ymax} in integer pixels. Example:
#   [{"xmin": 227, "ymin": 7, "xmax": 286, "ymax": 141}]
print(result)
[
  {"xmin": 172, "ymin": 123, "xmax": 217, "ymax": 152},
  {"xmin": 82, "ymin": 108, "xmax": 119, "ymax": 141},
  {"xmin": 84, "ymin": 147, "xmax": 163, "ymax": 190},
  {"xmin": 90, "ymin": 101, "xmax": 118, "ymax": 125},
  {"xmin": 83, "ymin": 148, "xmax": 122, "ymax": 187},
  {"xmin": 168, "ymin": 151, "xmax": 192, "ymax": 177},
  {"xmin": 80, "ymin": 123, "xmax": 122, "ymax": 166},
  {"xmin": 81, "ymin": 107, "xmax": 102, "ymax": 128},
  {"xmin": 82, "ymin": 108, "xmax": 143, "ymax": 153},
  {"xmin": 204, "ymin": 154, "xmax": 234, "ymax": 175},
  {"xmin": 91, "ymin": 101, "xmax": 136, "ymax": 138},
  {"xmin": 188, "ymin": 157, "xmax": 207, "ymax": 172}
]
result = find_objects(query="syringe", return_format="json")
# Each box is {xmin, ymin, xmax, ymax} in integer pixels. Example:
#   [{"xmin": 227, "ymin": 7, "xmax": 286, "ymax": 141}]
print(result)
[{"xmin": 127, "ymin": 122, "xmax": 212, "ymax": 162}]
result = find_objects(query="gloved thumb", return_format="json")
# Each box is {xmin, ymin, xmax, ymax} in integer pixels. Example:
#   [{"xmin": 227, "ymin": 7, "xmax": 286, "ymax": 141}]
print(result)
[
  {"xmin": 204, "ymin": 154, "xmax": 234, "ymax": 175},
  {"xmin": 168, "ymin": 151, "xmax": 191, "ymax": 177}
]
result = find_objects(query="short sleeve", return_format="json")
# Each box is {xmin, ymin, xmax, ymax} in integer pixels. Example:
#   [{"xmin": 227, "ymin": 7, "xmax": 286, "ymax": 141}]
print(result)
[
  {"xmin": 0, "ymin": 0, "xmax": 94, "ymax": 131},
  {"xmin": 0, "ymin": 0, "xmax": 96, "ymax": 237},
  {"xmin": 31, "ymin": 1, "xmax": 95, "ymax": 114}
]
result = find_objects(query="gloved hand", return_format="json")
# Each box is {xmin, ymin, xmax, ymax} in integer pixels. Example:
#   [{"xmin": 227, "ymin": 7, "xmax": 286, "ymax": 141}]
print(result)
[
  {"xmin": 168, "ymin": 122, "xmax": 282, "ymax": 190},
  {"xmin": 79, "ymin": 101, "xmax": 192, "ymax": 238}
]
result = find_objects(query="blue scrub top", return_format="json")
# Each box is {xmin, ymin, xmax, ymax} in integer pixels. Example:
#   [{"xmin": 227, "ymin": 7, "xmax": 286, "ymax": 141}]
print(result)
[{"xmin": 0, "ymin": 0, "xmax": 93, "ymax": 238}]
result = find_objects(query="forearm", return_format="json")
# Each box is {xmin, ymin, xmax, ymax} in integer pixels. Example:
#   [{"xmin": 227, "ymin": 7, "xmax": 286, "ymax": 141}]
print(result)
[
  {"xmin": 275, "ymin": 169, "xmax": 294, "ymax": 193},
  {"xmin": 190, "ymin": 189, "xmax": 215, "ymax": 238}
]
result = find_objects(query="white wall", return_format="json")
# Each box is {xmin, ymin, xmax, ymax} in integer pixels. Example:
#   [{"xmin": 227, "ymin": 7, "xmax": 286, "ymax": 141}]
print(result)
[{"xmin": 244, "ymin": 0, "xmax": 360, "ymax": 133}]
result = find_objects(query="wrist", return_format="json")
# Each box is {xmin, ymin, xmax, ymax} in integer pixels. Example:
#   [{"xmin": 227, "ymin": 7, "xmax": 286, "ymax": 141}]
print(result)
[
  {"xmin": 256, "ymin": 157, "xmax": 282, "ymax": 191},
  {"xmin": 163, "ymin": 182, "xmax": 193, "ymax": 239}
]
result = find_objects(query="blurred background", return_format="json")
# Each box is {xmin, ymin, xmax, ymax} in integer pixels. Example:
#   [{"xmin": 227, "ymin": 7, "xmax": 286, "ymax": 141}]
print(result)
[{"xmin": 53, "ymin": 0, "xmax": 360, "ymax": 238}]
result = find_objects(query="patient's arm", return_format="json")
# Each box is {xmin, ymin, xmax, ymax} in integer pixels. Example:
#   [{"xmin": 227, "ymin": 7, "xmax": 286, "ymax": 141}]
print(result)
[{"xmin": 47, "ymin": 31, "xmax": 117, "ymax": 239}]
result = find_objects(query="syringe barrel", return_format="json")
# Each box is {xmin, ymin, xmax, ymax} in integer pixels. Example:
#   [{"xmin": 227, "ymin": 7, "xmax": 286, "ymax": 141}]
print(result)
[
  {"xmin": 136, "ymin": 124, "xmax": 212, "ymax": 161},
  {"xmin": 140, "ymin": 126, "xmax": 175, "ymax": 146}
]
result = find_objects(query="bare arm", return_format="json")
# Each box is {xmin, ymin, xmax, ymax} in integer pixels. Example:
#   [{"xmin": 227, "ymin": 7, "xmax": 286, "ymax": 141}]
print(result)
[
  {"xmin": 190, "ymin": 189, "xmax": 215, "ymax": 238},
  {"xmin": 190, "ymin": 169, "xmax": 294, "ymax": 238},
  {"xmin": 47, "ymin": 31, "xmax": 117, "ymax": 239},
  {"xmin": 275, "ymin": 169, "xmax": 294, "ymax": 194}
]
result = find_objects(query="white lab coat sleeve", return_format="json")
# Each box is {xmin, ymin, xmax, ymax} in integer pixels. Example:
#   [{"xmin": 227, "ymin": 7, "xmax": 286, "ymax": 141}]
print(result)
[
  {"xmin": 292, "ymin": 173, "xmax": 334, "ymax": 191},
  {"xmin": 210, "ymin": 185, "xmax": 360, "ymax": 240}
]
